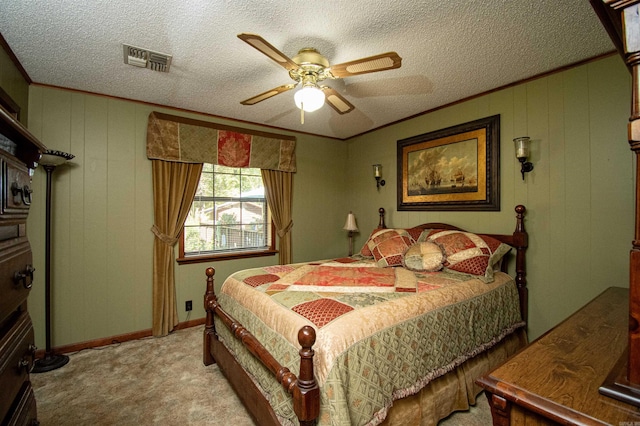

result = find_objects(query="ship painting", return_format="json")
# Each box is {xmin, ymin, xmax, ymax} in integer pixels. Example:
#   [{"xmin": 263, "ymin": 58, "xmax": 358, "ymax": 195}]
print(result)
[
  {"xmin": 425, "ymin": 168, "xmax": 442, "ymax": 187},
  {"xmin": 450, "ymin": 168, "xmax": 465, "ymax": 188},
  {"xmin": 407, "ymin": 139, "xmax": 479, "ymax": 196}
]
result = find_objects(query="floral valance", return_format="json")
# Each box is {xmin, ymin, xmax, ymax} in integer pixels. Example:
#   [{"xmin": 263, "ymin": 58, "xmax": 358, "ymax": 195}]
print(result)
[{"xmin": 146, "ymin": 111, "xmax": 296, "ymax": 172}]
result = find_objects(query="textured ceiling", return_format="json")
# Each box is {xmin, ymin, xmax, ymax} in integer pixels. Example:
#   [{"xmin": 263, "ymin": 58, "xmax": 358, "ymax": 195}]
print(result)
[{"xmin": 0, "ymin": 1, "xmax": 614, "ymax": 140}]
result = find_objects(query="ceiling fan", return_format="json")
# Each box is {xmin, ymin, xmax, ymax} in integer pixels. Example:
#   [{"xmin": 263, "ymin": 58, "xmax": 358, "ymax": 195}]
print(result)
[{"xmin": 238, "ymin": 33, "xmax": 402, "ymax": 121}]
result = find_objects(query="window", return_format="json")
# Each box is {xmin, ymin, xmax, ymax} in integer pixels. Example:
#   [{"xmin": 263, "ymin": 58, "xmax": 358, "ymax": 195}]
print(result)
[{"xmin": 178, "ymin": 165, "xmax": 276, "ymax": 263}]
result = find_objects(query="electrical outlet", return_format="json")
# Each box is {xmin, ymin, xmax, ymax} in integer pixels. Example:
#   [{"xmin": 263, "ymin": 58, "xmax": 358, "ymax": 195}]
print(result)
[{"xmin": 185, "ymin": 300, "xmax": 192, "ymax": 311}]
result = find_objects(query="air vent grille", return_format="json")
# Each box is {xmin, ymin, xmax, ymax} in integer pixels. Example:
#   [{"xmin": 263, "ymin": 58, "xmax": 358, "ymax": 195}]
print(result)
[{"xmin": 123, "ymin": 44, "xmax": 172, "ymax": 72}]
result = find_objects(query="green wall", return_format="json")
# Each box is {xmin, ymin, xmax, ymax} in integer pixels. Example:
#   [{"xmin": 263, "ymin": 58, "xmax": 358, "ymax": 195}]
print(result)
[
  {"xmin": 25, "ymin": 87, "xmax": 349, "ymax": 347},
  {"xmin": 346, "ymin": 54, "xmax": 633, "ymax": 339},
  {"xmin": 22, "ymin": 53, "xmax": 634, "ymax": 348}
]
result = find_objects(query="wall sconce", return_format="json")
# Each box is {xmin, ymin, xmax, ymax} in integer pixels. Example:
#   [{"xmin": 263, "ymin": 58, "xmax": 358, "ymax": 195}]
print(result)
[
  {"xmin": 513, "ymin": 137, "xmax": 534, "ymax": 180},
  {"xmin": 343, "ymin": 211, "xmax": 359, "ymax": 256},
  {"xmin": 372, "ymin": 164, "xmax": 385, "ymax": 189}
]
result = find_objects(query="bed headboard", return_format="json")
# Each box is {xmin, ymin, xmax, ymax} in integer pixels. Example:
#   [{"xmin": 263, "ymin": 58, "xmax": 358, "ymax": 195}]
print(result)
[{"xmin": 375, "ymin": 205, "xmax": 528, "ymax": 323}]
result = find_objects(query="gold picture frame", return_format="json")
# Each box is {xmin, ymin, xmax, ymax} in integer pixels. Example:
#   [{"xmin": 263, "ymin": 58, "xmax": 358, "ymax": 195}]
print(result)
[{"xmin": 397, "ymin": 115, "xmax": 500, "ymax": 211}]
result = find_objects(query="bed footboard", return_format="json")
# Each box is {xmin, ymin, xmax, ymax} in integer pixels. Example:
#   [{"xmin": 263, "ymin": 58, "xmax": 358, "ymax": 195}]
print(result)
[{"xmin": 203, "ymin": 267, "xmax": 320, "ymax": 426}]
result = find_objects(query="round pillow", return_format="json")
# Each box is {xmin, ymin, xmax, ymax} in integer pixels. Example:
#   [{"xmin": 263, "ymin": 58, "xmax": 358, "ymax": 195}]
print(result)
[{"xmin": 402, "ymin": 241, "xmax": 445, "ymax": 272}]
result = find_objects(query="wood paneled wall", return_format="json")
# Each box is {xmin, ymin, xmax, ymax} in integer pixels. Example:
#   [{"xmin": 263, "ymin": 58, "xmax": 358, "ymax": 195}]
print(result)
[
  {"xmin": 26, "ymin": 88, "xmax": 348, "ymax": 348},
  {"xmin": 23, "ymin": 54, "xmax": 633, "ymax": 347},
  {"xmin": 345, "ymin": 55, "xmax": 633, "ymax": 340}
]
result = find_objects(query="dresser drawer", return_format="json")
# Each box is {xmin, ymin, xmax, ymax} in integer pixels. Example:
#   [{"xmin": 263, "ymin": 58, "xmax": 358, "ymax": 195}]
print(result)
[
  {"xmin": 0, "ymin": 243, "xmax": 33, "ymax": 325},
  {"xmin": 0, "ymin": 312, "xmax": 36, "ymax": 422},
  {"xmin": 1, "ymin": 154, "xmax": 32, "ymax": 219},
  {"xmin": 2, "ymin": 381, "xmax": 38, "ymax": 426}
]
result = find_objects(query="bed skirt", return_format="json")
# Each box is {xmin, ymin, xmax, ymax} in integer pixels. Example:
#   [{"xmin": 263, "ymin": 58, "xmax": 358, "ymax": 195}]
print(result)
[{"xmin": 379, "ymin": 328, "xmax": 527, "ymax": 426}]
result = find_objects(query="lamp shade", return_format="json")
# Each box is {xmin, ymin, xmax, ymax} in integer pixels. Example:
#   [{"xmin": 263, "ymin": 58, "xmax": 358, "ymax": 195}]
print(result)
[
  {"xmin": 294, "ymin": 86, "xmax": 325, "ymax": 112},
  {"xmin": 39, "ymin": 150, "xmax": 75, "ymax": 167},
  {"xmin": 343, "ymin": 212, "xmax": 358, "ymax": 232}
]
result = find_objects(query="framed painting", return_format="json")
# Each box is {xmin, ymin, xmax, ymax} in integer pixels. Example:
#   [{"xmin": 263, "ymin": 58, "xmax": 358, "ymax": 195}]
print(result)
[{"xmin": 397, "ymin": 115, "xmax": 500, "ymax": 211}]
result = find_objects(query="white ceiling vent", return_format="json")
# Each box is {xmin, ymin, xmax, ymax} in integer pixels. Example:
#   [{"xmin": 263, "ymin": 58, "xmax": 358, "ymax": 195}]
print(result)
[{"xmin": 123, "ymin": 44, "xmax": 172, "ymax": 72}]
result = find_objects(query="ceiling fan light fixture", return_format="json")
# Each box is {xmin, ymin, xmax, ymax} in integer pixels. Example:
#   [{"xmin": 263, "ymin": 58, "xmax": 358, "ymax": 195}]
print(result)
[
  {"xmin": 237, "ymin": 33, "xmax": 402, "ymax": 116},
  {"xmin": 294, "ymin": 85, "xmax": 325, "ymax": 112}
]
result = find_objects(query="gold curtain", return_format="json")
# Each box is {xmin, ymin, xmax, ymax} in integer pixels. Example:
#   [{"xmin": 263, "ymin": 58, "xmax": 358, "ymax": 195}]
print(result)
[
  {"xmin": 147, "ymin": 111, "xmax": 296, "ymax": 333},
  {"xmin": 151, "ymin": 160, "xmax": 203, "ymax": 336},
  {"xmin": 261, "ymin": 169, "xmax": 293, "ymax": 265}
]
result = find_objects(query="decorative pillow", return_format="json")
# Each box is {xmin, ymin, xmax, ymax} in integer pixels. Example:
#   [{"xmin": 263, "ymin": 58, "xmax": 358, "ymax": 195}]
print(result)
[
  {"xmin": 358, "ymin": 228, "xmax": 383, "ymax": 258},
  {"xmin": 402, "ymin": 241, "xmax": 445, "ymax": 272},
  {"xmin": 359, "ymin": 227, "xmax": 420, "ymax": 258},
  {"xmin": 426, "ymin": 230, "xmax": 511, "ymax": 282},
  {"xmin": 415, "ymin": 228, "xmax": 436, "ymax": 242},
  {"xmin": 367, "ymin": 229, "xmax": 416, "ymax": 267},
  {"xmin": 405, "ymin": 226, "xmax": 426, "ymax": 242}
]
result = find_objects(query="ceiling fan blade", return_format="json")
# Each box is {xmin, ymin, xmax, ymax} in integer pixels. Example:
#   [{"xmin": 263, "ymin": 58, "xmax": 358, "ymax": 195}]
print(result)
[
  {"xmin": 238, "ymin": 33, "xmax": 300, "ymax": 71},
  {"xmin": 240, "ymin": 84, "xmax": 296, "ymax": 105},
  {"xmin": 321, "ymin": 86, "xmax": 355, "ymax": 114},
  {"xmin": 329, "ymin": 52, "xmax": 402, "ymax": 78}
]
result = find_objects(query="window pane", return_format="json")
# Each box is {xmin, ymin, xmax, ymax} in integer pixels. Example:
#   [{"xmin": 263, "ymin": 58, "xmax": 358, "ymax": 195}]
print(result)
[
  {"xmin": 196, "ymin": 171, "xmax": 214, "ymax": 197},
  {"xmin": 184, "ymin": 226, "xmax": 204, "ymax": 252},
  {"xmin": 185, "ymin": 200, "xmax": 211, "ymax": 226},
  {"xmin": 198, "ymin": 201, "xmax": 215, "ymax": 225},
  {"xmin": 215, "ymin": 172, "xmax": 240, "ymax": 198},
  {"xmin": 217, "ymin": 209, "xmax": 238, "ymax": 226},
  {"xmin": 184, "ymin": 207, "xmax": 198, "ymax": 227},
  {"xmin": 214, "ymin": 165, "xmax": 239, "ymax": 175},
  {"xmin": 240, "ymin": 201, "xmax": 264, "ymax": 224},
  {"xmin": 183, "ymin": 165, "xmax": 271, "ymax": 258},
  {"xmin": 217, "ymin": 224, "xmax": 242, "ymax": 249},
  {"xmin": 242, "ymin": 224, "xmax": 265, "ymax": 247},
  {"xmin": 200, "ymin": 226, "xmax": 215, "ymax": 252},
  {"xmin": 241, "ymin": 175, "xmax": 263, "ymax": 197}
]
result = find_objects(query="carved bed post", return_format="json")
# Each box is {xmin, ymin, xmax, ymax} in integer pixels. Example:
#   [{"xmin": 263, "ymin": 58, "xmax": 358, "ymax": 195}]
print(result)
[
  {"xmin": 293, "ymin": 326, "xmax": 320, "ymax": 426},
  {"xmin": 378, "ymin": 207, "xmax": 386, "ymax": 229},
  {"xmin": 203, "ymin": 267, "xmax": 217, "ymax": 366},
  {"xmin": 202, "ymin": 264, "xmax": 320, "ymax": 425},
  {"xmin": 513, "ymin": 205, "xmax": 528, "ymax": 324}
]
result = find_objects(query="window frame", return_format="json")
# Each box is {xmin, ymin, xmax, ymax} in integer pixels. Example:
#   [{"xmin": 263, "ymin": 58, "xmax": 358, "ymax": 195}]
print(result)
[{"xmin": 176, "ymin": 166, "xmax": 277, "ymax": 265}]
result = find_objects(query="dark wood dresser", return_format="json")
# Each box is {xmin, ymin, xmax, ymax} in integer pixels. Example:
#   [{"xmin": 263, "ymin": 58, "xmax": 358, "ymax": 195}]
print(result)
[
  {"xmin": 477, "ymin": 287, "xmax": 640, "ymax": 425},
  {"xmin": 0, "ymin": 105, "xmax": 45, "ymax": 425}
]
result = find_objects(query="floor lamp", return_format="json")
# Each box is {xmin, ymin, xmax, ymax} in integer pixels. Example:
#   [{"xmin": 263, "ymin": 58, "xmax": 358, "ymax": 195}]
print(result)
[{"xmin": 32, "ymin": 150, "xmax": 74, "ymax": 373}]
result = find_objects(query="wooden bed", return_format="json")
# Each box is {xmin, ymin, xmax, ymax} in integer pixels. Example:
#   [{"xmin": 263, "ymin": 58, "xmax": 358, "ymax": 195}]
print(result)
[{"xmin": 203, "ymin": 205, "xmax": 529, "ymax": 425}]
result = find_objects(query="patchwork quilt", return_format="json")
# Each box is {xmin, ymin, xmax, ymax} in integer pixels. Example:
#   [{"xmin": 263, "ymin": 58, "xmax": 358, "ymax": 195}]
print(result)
[{"xmin": 214, "ymin": 257, "xmax": 524, "ymax": 426}]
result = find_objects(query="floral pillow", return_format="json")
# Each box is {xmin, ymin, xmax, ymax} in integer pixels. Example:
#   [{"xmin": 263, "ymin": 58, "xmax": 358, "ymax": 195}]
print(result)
[
  {"xmin": 426, "ymin": 230, "xmax": 511, "ymax": 282},
  {"xmin": 402, "ymin": 241, "xmax": 445, "ymax": 272},
  {"xmin": 367, "ymin": 229, "xmax": 416, "ymax": 267}
]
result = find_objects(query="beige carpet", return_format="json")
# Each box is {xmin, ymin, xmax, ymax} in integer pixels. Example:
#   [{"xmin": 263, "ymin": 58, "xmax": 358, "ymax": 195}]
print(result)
[{"xmin": 31, "ymin": 325, "xmax": 492, "ymax": 425}]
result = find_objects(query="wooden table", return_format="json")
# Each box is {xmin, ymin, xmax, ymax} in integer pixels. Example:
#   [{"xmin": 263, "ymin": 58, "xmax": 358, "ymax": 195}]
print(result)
[{"xmin": 477, "ymin": 287, "xmax": 640, "ymax": 425}]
